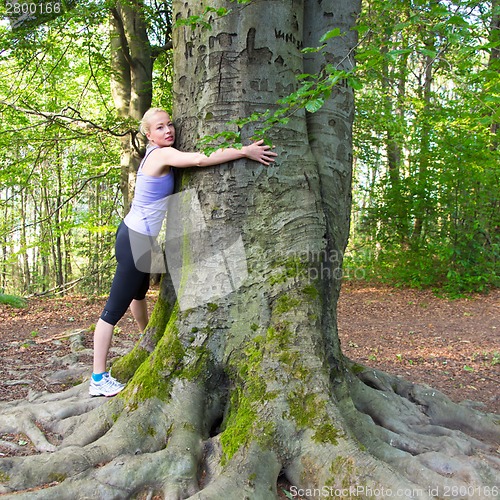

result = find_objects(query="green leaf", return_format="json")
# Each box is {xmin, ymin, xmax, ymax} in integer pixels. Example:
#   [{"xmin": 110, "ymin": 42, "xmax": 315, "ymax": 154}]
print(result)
[
  {"xmin": 305, "ymin": 98, "xmax": 324, "ymax": 113},
  {"xmin": 347, "ymin": 76, "xmax": 363, "ymax": 90},
  {"xmin": 447, "ymin": 15, "xmax": 469, "ymax": 28},
  {"xmin": 301, "ymin": 44, "xmax": 326, "ymax": 54},
  {"xmin": 319, "ymin": 28, "xmax": 341, "ymax": 43},
  {"xmin": 419, "ymin": 48, "xmax": 437, "ymax": 59}
]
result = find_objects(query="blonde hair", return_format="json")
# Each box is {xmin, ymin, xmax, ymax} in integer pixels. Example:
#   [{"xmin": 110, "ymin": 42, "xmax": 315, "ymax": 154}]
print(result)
[{"xmin": 139, "ymin": 108, "xmax": 170, "ymax": 135}]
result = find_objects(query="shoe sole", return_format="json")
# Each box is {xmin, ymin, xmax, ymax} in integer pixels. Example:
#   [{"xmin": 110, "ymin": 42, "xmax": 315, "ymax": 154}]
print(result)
[
  {"xmin": 89, "ymin": 391, "xmax": 121, "ymax": 397},
  {"xmin": 89, "ymin": 387, "xmax": 124, "ymax": 397}
]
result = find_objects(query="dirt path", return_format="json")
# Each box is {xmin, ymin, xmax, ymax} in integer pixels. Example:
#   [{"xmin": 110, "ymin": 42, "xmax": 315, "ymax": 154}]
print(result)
[
  {"xmin": 338, "ymin": 281, "xmax": 499, "ymax": 414},
  {"xmin": 0, "ymin": 282, "xmax": 498, "ymax": 415}
]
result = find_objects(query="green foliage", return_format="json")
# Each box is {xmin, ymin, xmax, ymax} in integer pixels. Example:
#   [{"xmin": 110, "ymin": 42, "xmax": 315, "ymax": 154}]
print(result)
[
  {"xmin": 348, "ymin": 0, "xmax": 500, "ymax": 296},
  {"xmin": 0, "ymin": 1, "xmax": 133, "ymax": 295},
  {"xmin": 0, "ymin": 293, "xmax": 27, "ymax": 308}
]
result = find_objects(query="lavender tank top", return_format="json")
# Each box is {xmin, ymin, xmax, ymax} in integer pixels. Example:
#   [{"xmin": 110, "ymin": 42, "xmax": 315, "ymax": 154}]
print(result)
[{"xmin": 124, "ymin": 146, "xmax": 175, "ymax": 236}]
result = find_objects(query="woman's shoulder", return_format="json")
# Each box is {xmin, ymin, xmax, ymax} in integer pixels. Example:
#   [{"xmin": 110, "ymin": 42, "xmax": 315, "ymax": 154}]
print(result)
[{"xmin": 140, "ymin": 147, "xmax": 176, "ymax": 177}]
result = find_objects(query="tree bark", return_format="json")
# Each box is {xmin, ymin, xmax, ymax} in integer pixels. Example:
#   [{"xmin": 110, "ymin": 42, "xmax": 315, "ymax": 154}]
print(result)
[
  {"xmin": 489, "ymin": 0, "xmax": 499, "ymax": 148},
  {"xmin": 413, "ymin": 4, "xmax": 437, "ymax": 243},
  {"xmin": 380, "ymin": 5, "xmax": 410, "ymax": 244},
  {"xmin": 110, "ymin": 0, "xmax": 153, "ymax": 212},
  {"xmin": 0, "ymin": 1, "xmax": 498, "ymax": 499}
]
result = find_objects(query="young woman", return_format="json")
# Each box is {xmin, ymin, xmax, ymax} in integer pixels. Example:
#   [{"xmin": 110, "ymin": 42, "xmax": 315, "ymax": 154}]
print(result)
[{"xmin": 89, "ymin": 108, "xmax": 277, "ymax": 396}]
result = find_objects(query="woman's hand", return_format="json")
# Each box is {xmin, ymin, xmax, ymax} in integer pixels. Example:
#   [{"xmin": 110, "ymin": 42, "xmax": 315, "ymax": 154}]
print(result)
[{"xmin": 243, "ymin": 140, "xmax": 277, "ymax": 166}]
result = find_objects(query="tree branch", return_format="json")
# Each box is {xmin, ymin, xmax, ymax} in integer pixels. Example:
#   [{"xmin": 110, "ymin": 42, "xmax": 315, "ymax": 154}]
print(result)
[
  {"xmin": 0, "ymin": 100, "xmax": 135, "ymax": 138},
  {"xmin": 151, "ymin": 40, "xmax": 172, "ymax": 60}
]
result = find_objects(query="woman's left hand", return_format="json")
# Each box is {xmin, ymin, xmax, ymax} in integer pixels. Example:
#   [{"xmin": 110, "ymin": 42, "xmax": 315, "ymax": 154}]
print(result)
[{"xmin": 243, "ymin": 140, "xmax": 278, "ymax": 165}]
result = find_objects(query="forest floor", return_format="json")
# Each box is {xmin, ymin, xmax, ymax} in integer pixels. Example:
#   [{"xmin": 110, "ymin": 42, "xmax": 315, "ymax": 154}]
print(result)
[
  {"xmin": 0, "ymin": 281, "xmax": 498, "ymax": 461},
  {"xmin": 338, "ymin": 281, "xmax": 499, "ymax": 415}
]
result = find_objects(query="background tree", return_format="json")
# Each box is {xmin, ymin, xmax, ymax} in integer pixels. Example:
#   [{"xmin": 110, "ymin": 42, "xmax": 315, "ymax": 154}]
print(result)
[
  {"xmin": 0, "ymin": 1, "xmax": 498, "ymax": 498},
  {"xmin": 0, "ymin": 2, "xmax": 121, "ymax": 294},
  {"xmin": 110, "ymin": 0, "xmax": 173, "ymax": 209}
]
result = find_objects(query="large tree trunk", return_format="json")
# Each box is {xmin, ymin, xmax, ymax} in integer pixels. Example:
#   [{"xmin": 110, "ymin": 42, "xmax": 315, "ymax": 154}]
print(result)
[{"xmin": 0, "ymin": 1, "xmax": 498, "ymax": 499}]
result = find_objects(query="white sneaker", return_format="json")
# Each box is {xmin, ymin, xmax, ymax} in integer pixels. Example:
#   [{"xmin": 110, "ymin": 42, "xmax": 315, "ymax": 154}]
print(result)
[{"xmin": 89, "ymin": 372, "xmax": 125, "ymax": 397}]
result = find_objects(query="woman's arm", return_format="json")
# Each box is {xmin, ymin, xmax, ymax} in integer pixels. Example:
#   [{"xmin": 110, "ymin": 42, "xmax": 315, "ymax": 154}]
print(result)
[{"xmin": 152, "ymin": 140, "xmax": 277, "ymax": 171}]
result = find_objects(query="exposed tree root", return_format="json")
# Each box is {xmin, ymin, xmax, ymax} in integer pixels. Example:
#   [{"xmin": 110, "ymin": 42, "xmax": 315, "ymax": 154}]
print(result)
[
  {"xmin": 341, "ymin": 362, "xmax": 500, "ymax": 496},
  {"xmin": 0, "ymin": 394, "xmax": 171, "ymax": 494},
  {"xmin": 1, "ymin": 349, "xmax": 499, "ymax": 500},
  {"xmin": 0, "ymin": 385, "xmax": 105, "ymax": 453},
  {"xmin": 1, "ymin": 363, "xmax": 499, "ymax": 498}
]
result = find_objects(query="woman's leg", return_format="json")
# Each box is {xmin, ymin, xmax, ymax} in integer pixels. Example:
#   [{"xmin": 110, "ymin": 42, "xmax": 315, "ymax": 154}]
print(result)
[
  {"xmin": 93, "ymin": 318, "xmax": 114, "ymax": 374},
  {"xmin": 95, "ymin": 223, "xmax": 151, "ymax": 373},
  {"xmin": 130, "ymin": 298, "xmax": 149, "ymax": 332}
]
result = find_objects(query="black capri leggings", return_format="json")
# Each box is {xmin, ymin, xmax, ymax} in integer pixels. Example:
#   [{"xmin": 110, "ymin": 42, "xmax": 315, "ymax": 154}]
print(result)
[{"xmin": 100, "ymin": 221, "xmax": 151, "ymax": 326}]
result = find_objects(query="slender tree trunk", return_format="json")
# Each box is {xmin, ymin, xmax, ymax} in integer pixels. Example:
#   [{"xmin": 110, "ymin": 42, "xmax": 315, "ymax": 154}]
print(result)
[
  {"xmin": 41, "ymin": 184, "xmax": 53, "ymax": 292},
  {"xmin": 489, "ymin": 0, "xmax": 499, "ymax": 148},
  {"xmin": 412, "ymin": 56, "xmax": 433, "ymax": 245},
  {"xmin": 19, "ymin": 188, "xmax": 31, "ymax": 293},
  {"xmin": 412, "ymin": 38, "xmax": 434, "ymax": 242},
  {"xmin": 381, "ymin": 10, "xmax": 410, "ymax": 243},
  {"xmin": 1, "ymin": 188, "xmax": 10, "ymax": 291},
  {"xmin": 110, "ymin": 0, "xmax": 153, "ymax": 213},
  {"xmin": 55, "ymin": 149, "xmax": 64, "ymax": 288}
]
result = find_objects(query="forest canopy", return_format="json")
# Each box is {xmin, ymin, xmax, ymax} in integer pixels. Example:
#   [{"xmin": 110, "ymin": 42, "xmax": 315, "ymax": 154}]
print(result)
[{"xmin": 0, "ymin": 0, "xmax": 498, "ymax": 298}]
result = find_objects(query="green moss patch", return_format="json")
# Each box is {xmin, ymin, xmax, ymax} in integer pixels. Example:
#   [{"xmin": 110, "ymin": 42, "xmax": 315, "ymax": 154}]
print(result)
[
  {"xmin": 219, "ymin": 333, "xmax": 279, "ymax": 464},
  {"xmin": 111, "ymin": 345, "xmax": 149, "ymax": 382},
  {"xmin": 122, "ymin": 312, "xmax": 184, "ymax": 405},
  {"xmin": 220, "ymin": 388, "xmax": 275, "ymax": 465},
  {"xmin": 287, "ymin": 389, "xmax": 339, "ymax": 446}
]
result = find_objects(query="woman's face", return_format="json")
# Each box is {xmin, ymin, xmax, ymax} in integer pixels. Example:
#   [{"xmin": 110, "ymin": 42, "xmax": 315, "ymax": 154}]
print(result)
[{"xmin": 146, "ymin": 112, "xmax": 175, "ymax": 147}]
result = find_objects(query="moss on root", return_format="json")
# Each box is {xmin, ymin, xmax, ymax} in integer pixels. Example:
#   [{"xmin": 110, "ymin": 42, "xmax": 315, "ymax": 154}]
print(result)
[
  {"xmin": 267, "ymin": 285, "xmax": 341, "ymax": 445},
  {"xmin": 287, "ymin": 387, "xmax": 340, "ymax": 446},
  {"xmin": 111, "ymin": 294, "xmax": 175, "ymax": 382},
  {"xmin": 220, "ymin": 388, "xmax": 276, "ymax": 465},
  {"xmin": 323, "ymin": 456, "xmax": 357, "ymax": 491},
  {"xmin": 220, "ymin": 333, "xmax": 278, "ymax": 464},
  {"xmin": 148, "ymin": 293, "xmax": 176, "ymax": 339},
  {"xmin": 274, "ymin": 294, "xmax": 301, "ymax": 315},
  {"xmin": 111, "ymin": 345, "xmax": 149, "ymax": 382},
  {"xmin": 180, "ymin": 345, "xmax": 210, "ymax": 382},
  {"xmin": 121, "ymin": 306, "xmax": 184, "ymax": 405},
  {"xmin": 219, "ymin": 279, "xmax": 338, "ymax": 462},
  {"xmin": 47, "ymin": 473, "xmax": 68, "ymax": 484},
  {"xmin": 116, "ymin": 303, "xmax": 215, "ymax": 407}
]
